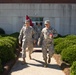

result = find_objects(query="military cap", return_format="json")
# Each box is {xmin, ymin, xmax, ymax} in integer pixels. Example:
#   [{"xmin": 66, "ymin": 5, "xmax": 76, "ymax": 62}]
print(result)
[
  {"xmin": 25, "ymin": 19, "xmax": 30, "ymax": 24},
  {"xmin": 44, "ymin": 20, "xmax": 50, "ymax": 25}
]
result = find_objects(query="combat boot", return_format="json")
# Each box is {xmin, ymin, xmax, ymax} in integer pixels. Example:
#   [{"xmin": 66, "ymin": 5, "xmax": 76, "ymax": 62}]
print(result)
[
  {"xmin": 29, "ymin": 54, "xmax": 32, "ymax": 59},
  {"xmin": 44, "ymin": 59, "xmax": 47, "ymax": 67},
  {"xmin": 48, "ymin": 55, "xmax": 51, "ymax": 63}
]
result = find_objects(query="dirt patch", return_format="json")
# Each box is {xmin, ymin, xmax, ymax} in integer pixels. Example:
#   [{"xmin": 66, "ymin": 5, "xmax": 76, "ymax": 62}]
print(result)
[{"xmin": 53, "ymin": 54, "xmax": 70, "ymax": 75}]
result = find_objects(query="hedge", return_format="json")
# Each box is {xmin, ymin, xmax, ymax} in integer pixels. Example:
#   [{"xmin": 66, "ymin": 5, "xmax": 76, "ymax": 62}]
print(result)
[
  {"xmin": 0, "ymin": 32, "xmax": 19, "ymax": 73},
  {"xmin": 0, "ymin": 32, "xmax": 19, "ymax": 64},
  {"xmin": 10, "ymin": 32, "xmax": 19, "ymax": 47},
  {"xmin": 55, "ymin": 40, "xmax": 76, "ymax": 54},
  {"xmin": 3, "ymin": 37, "xmax": 17, "ymax": 52},
  {"xmin": 0, "ymin": 59, "xmax": 2, "ymax": 73},
  {"xmin": 54, "ymin": 38, "xmax": 65, "ymax": 46},
  {"xmin": 0, "ymin": 39, "xmax": 15, "ymax": 64},
  {"xmin": 0, "ymin": 35, "xmax": 2, "ymax": 38},
  {"xmin": 65, "ymin": 35, "xmax": 76, "ymax": 40},
  {"xmin": 0, "ymin": 34, "xmax": 9, "ymax": 37},
  {"xmin": 61, "ymin": 45, "xmax": 76, "ymax": 65},
  {"xmin": 10, "ymin": 32, "xmax": 19, "ymax": 38},
  {"xmin": 0, "ymin": 28, "xmax": 5, "ymax": 34},
  {"xmin": 70, "ymin": 61, "xmax": 76, "ymax": 75},
  {"xmin": 54, "ymin": 35, "xmax": 76, "ymax": 47}
]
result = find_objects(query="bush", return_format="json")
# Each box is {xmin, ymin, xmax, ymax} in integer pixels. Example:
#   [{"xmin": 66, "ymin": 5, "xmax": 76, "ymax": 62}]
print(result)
[
  {"xmin": 10, "ymin": 32, "xmax": 19, "ymax": 38},
  {"xmin": 61, "ymin": 45, "xmax": 76, "ymax": 65},
  {"xmin": 0, "ymin": 28, "xmax": 5, "ymax": 34},
  {"xmin": 65, "ymin": 35, "xmax": 76, "ymax": 40},
  {"xmin": 1, "ymin": 37, "xmax": 16, "ymax": 52},
  {"xmin": 0, "ymin": 33, "xmax": 19, "ymax": 64},
  {"xmin": 0, "ymin": 32, "xmax": 19, "ymax": 73},
  {"xmin": 55, "ymin": 40, "xmax": 76, "ymax": 54},
  {"xmin": 0, "ymin": 34, "xmax": 8, "ymax": 37},
  {"xmin": 0, "ymin": 40, "xmax": 15, "ymax": 64},
  {"xmin": 0, "ymin": 59, "xmax": 2, "ymax": 73},
  {"xmin": 0, "ymin": 35, "xmax": 2, "ymax": 38},
  {"xmin": 10, "ymin": 32, "xmax": 19, "ymax": 46},
  {"xmin": 57, "ymin": 34, "xmax": 62, "ymax": 37},
  {"xmin": 70, "ymin": 61, "xmax": 76, "ymax": 75},
  {"xmin": 54, "ymin": 38, "xmax": 65, "ymax": 46}
]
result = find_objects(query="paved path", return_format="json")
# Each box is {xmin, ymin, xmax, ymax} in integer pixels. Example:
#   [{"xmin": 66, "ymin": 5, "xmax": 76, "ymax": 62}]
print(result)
[{"xmin": 9, "ymin": 48, "xmax": 65, "ymax": 75}]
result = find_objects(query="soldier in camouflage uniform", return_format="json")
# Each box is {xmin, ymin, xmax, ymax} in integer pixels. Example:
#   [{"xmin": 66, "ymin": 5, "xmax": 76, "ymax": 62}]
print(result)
[
  {"xmin": 35, "ymin": 22, "xmax": 42, "ymax": 38},
  {"xmin": 19, "ymin": 20, "xmax": 36, "ymax": 64},
  {"xmin": 33, "ymin": 22, "xmax": 42, "ymax": 45},
  {"xmin": 38, "ymin": 20, "xmax": 58, "ymax": 67}
]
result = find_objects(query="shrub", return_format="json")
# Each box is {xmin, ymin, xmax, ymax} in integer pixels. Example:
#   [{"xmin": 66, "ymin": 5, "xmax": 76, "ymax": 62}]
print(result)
[
  {"xmin": 61, "ymin": 45, "xmax": 76, "ymax": 65},
  {"xmin": 54, "ymin": 38, "xmax": 65, "ymax": 46},
  {"xmin": 55, "ymin": 39, "xmax": 76, "ymax": 54},
  {"xmin": 4, "ymin": 37, "xmax": 17, "ymax": 48},
  {"xmin": 65, "ymin": 35, "xmax": 76, "ymax": 40},
  {"xmin": 0, "ymin": 32, "xmax": 19, "ymax": 74},
  {"xmin": 0, "ymin": 34, "xmax": 8, "ymax": 37},
  {"xmin": 0, "ymin": 28, "xmax": 5, "ymax": 34},
  {"xmin": 1, "ymin": 37, "xmax": 16, "ymax": 52},
  {"xmin": 10, "ymin": 32, "xmax": 19, "ymax": 38},
  {"xmin": 0, "ymin": 59, "xmax": 2, "ymax": 73},
  {"xmin": 10, "ymin": 32, "xmax": 19, "ymax": 47},
  {"xmin": 0, "ymin": 35, "xmax": 2, "ymax": 38},
  {"xmin": 57, "ymin": 34, "xmax": 62, "ymax": 37},
  {"xmin": 70, "ymin": 61, "xmax": 76, "ymax": 75},
  {"xmin": 0, "ymin": 32, "xmax": 18, "ymax": 65},
  {"xmin": 0, "ymin": 39, "xmax": 15, "ymax": 64}
]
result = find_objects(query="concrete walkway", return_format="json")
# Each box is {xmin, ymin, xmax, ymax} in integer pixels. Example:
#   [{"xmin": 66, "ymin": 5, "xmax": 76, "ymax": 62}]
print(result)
[{"xmin": 9, "ymin": 48, "xmax": 65, "ymax": 75}]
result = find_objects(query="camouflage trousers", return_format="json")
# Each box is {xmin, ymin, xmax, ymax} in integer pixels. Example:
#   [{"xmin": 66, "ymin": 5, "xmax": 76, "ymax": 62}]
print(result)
[
  {"xmin": 22, "ymin": 41, "xmax": 33, "ymax": 58},
  {"xmin": 42, "ymin": 43, "xmax": 54, "ymax": 61}
]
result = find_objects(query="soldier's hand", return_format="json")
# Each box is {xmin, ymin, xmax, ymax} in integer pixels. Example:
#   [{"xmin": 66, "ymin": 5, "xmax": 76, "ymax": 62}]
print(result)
[
  {"xmin": 49, "ymin": 34, "xmax": 53, "ymax": 38},
  {"xmin": 37, "ymin": 41, "xmax": 40, "ymax": 46},
  {"xmin": 33, "ymin": 40, "xmax": 36, "ymax": 46},
  {"xmin": 19, "ymin": 41, "xmax": 21, "ymax": 45},
  {"xmin": 34, "ymin": 40, "xmax": 36, "ymax": 44}
]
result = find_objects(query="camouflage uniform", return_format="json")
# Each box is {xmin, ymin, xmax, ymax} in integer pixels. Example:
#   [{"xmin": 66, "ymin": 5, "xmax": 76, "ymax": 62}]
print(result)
[
  {"xmin": 19, "ymin": 26, "xmax": 36, "ymax": 58},
  {"xmin": 38, "ymin": 27, "xmax": 57, "ymax": 61},
  {"xmin": 35, "ymin": 25, "xmax": 42, "ymax": 38}
]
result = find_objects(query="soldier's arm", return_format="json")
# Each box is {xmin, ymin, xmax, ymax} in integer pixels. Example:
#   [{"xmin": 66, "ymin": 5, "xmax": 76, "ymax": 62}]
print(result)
[
  {"xmin": 18, "ymin": 27, "xmax": 23, "ymax": 44},
  {"xmin": 38, "ymin": 29, "xmax": 44, "ymax": 45},
  {"xmin": 32, "ymin": 28, "xmax": 37, "ymax": 44},
  {"xmin": 52, "ymin": 28, "xmax": 58, "ymax": 38},
  {"xmin": 32, "ymin": 28, "xmax": 37, "ymax": 40}
]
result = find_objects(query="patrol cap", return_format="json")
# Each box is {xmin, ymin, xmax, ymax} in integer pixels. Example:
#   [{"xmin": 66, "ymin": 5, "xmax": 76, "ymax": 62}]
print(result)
[
  {"xmin": 44, "ymin": 20, "xmax": 50, "ymax": 25},
  {"xmin": 25, "ymin": 19, "xmax": 30, "ymax": 24}
]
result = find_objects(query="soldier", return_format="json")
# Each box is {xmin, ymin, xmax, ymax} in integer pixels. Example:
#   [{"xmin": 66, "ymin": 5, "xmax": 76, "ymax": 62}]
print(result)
[
  {"xmin": 18, "ymin": 19, "xmax": 36, "ymax": 64},
  {"xmin": 38, "ymin": 20, "xmax": 58, "ymax": 67},
  {"xmin": 34, "ymin": 22, "xmax": 42, "ymax": 44}
]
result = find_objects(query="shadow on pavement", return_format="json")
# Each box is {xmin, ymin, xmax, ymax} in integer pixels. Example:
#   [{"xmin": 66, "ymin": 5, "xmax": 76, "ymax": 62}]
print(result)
[
  {"xmin": 29, "ymin": 58, "xmax": 61, "ymax": 70},
  {"xmin": 28, "ymin": 58, "xmax": 44, "ymax": 67},
  {"xmin": 9, "ymin": 60, "xmax": 29, "ymax": 74},
  {"xmin": 48, "ymin": 64, "xmax": 61, "ymax": 70}
]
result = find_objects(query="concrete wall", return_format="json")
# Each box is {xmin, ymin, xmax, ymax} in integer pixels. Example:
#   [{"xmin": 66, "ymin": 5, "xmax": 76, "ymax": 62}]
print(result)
[{"xmin": 0, "ymin": 4, "xmax": 76, "ymax": 35}]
